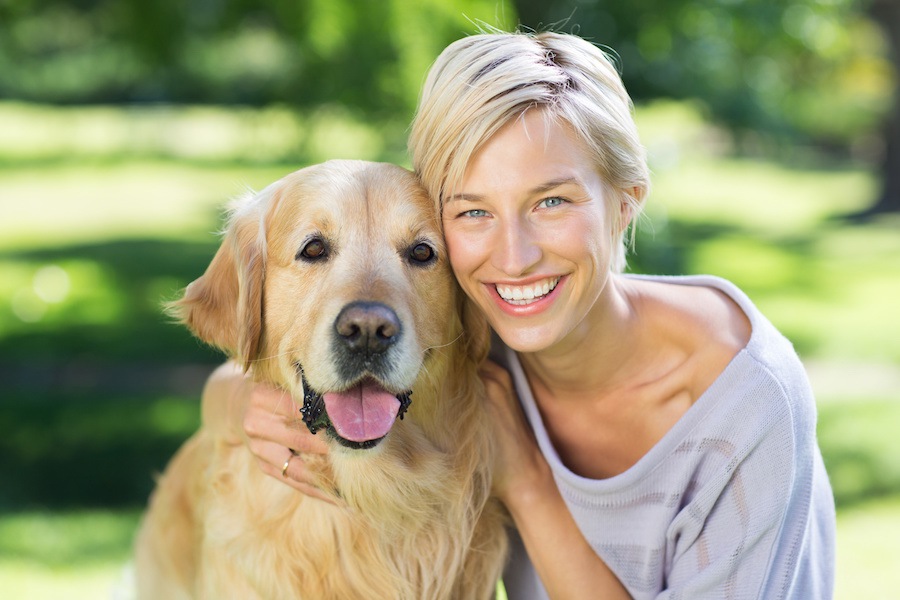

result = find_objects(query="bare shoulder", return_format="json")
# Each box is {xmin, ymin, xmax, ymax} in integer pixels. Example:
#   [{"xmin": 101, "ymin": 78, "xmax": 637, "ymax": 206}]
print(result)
[
  {"xmin": 634, "ymin": 278, "xmax": 751, "ymax": 352},
  {"xmin": 628, "ymin": 277, "xmax": 752, "ymax": 401},
  {"xmin": 682, "ymin": 282, "xmax": 752, "ymax": 351}
]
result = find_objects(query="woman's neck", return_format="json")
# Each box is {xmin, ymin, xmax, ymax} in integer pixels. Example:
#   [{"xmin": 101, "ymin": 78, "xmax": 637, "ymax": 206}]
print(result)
[{"xmin": 516, "ymin": 274, "xmax": 646, "ymax": 403}]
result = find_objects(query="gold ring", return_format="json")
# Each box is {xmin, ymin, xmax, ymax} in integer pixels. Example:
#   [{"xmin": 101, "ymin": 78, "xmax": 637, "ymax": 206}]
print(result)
[{"xmin": 281, "ymin": 453, "xmax": 293, "ymax": 477}]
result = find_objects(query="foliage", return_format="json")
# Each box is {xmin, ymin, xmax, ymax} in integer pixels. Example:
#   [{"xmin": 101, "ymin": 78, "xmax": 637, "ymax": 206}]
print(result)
[
  {"xmin": 0, "ymin": 0, "xmax": 893, "ymax": 151},
  {"xmin": 0, "ymin": 0, "xmax": 516, "ymax": 115},
  {"xmin": 516, "ymin": 0, "xmax": 893, "ymax": 147}
]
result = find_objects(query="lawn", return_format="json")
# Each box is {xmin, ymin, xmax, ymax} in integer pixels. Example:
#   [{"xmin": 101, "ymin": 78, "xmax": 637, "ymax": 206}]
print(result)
[{"xmin": 1, "ymin": 101, "xmax": 898, "ymax": 597}]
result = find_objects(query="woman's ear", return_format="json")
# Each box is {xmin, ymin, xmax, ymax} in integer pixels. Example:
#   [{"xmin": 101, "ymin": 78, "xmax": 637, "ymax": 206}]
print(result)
[
  {"xmin": 618, "ymin": 186, "xmax": 643, "ymax": 233},
  {"xmin": 165, "ymin": 207, "xmax": 265, "ymax": 372}
]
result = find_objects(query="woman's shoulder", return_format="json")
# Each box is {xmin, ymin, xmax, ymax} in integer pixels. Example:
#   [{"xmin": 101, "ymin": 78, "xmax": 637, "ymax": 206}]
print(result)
[
  {"xmin": 624, "ymin": 273, "xmax": 799, "ymax": 361},
  {"xmin": 625, "ymin": 274, "xmax": 817, "ymax": 427}
]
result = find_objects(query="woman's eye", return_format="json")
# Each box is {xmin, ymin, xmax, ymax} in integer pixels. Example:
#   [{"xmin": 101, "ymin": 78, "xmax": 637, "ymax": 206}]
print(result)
[
  {"xmin": 462, "ymin": 209, "xmax": 488, "ymax": 218},
  {"xmin": 296, "ymin": 238, "xmax": 329, "ymax": 261},
  {"xmin": 538, "ymin": 197, "xmax": 565, "ymax": 209},
  {"xmin": 408, "ymin": 242, "xmax": 436, "ymax": 265}
]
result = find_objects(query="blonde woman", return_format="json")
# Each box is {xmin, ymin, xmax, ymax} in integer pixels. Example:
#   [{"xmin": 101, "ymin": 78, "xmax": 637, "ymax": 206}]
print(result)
[{"xmin": 220, "ymin": 30, "xmax": 835, "ymax": 599}]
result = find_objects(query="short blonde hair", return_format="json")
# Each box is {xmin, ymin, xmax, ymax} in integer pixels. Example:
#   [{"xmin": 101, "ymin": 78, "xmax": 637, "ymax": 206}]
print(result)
[{"xmin": 409, "ymin": 30, "xmax": 650, "ymax": 273}]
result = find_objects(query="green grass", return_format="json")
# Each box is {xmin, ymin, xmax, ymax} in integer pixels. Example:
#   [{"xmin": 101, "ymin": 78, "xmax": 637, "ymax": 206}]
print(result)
[
  {"xmin": 1, "ymin": 100, "xmax": 898, "ymax": 597},
  {"xmin": 1, "ymin": 497, "xmax": 897, "ymax": 600},
  {"xmin": 818, "ymin": 397, "xmax": 900, "ymax": 506},
  {"xmin": 0, "ymin": 510, "xmax": 140, "ymax": 600},
  {"xmin": 834, "ymin": 496, "xmax": 900, "ymax": 600}
]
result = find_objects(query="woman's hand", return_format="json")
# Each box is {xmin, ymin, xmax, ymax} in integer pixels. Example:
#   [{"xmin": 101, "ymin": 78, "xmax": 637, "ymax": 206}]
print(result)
[
  {"xmin": 478, "ymin": 359, "xmax": 551, "ymax": 504},
  {"xmin": 202, "ymin": 362, "xmax": 334, "ymax": 503}
]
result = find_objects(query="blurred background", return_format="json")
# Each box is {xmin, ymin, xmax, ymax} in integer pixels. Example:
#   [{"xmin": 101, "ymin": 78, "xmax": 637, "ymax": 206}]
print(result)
[{"xmin": 1, "ymin": 0, "xmax": 898, "ymax": 597}]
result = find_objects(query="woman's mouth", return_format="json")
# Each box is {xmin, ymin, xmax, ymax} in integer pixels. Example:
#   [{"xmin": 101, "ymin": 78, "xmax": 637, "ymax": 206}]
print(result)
[{"xmin": 495, "ymin": 276, "xmax": 560, "ymax": 306}]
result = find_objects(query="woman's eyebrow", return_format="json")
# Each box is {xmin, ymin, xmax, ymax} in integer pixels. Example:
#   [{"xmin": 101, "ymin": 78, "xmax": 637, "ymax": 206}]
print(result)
[
  {"xmin": 444, "ymin": 193, "xmax": 482, "ymax": 204},
  {"xmin": 529, "ymin": 177, "xmax": 581, "ymax": 195},
  {"xmin": 446, "ymin": 177, "xmax": 581, "ymax": 204}
]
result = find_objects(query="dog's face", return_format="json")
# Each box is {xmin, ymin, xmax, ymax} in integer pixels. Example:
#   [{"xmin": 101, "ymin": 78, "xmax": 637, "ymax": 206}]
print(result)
[{"xmin": 170, "ymin": 161, "xmax": 469, "ymax": 449}]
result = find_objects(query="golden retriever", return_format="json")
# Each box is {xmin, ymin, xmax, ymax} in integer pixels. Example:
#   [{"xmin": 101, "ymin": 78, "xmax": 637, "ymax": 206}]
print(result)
[{"xmin": 133, "ymin": 161, "xmax": 508, "ymax": 599}]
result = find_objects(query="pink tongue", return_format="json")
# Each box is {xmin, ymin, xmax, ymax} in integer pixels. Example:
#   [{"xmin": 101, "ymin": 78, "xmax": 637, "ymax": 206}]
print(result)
[{"xmin": 322, "ymin": 382, "xmax": 401, "ymax": 442}]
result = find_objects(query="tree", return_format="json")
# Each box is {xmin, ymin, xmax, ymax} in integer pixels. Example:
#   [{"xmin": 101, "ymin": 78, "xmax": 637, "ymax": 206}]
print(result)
[
  {"xmin": 0, "ymin": 0, "xmax": 516, "ymax": 116},
  {"xmin": 513, "ymin": 0, "xmax": 898, "ymax": 213},
  {"xmin": 862, "ymin": 0, "xmax": 900, "ymax": 216}
]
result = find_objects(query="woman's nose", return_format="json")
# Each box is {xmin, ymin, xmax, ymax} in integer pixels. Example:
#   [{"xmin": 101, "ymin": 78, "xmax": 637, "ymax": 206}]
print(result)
[{"xmin": 491, "ymin": 219, "xmax": 542, "ymax": 276}]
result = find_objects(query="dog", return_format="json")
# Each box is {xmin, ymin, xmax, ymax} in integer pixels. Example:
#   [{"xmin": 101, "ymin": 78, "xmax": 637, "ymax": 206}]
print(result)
[{"xmin": 133, "ymin": 161, "xmax": 508, "ymax": 599}]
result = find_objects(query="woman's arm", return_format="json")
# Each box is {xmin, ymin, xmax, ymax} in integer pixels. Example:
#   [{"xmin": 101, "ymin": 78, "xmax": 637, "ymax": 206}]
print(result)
[
  {"xmin": 479, "ymin": 361, "xmax": 632, "ymax": 600},
  {"xmin": 202, "ymin": 361, "xmax": 334, "ymax": 502}
]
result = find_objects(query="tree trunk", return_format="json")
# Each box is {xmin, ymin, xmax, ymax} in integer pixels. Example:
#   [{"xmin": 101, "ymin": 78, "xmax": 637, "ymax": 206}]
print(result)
[{"xmin": 862, "ymin": 0, "xmax": 900, "ymax": 216}]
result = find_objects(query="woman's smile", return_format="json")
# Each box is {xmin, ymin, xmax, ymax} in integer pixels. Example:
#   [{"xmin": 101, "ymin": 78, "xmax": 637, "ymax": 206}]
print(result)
[{"xmin": 487, "ymin": 275, "xmax": 567, "ymax": 318}]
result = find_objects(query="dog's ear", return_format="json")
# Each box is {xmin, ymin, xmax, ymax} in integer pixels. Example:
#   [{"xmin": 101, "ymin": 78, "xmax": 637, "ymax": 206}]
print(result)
[
  {"xmin": 459, "ymin": 295, "xmax": 490, "ymax": 364},
  {"xmin": 166, "ymin": 205, "xmax": 265, "ymax": 372}
]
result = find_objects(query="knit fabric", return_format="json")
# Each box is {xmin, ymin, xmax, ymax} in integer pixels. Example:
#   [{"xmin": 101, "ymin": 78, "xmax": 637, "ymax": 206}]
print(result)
[{"xmin": 497, "ymin": 275, "xmax": 835, "ymax": 600}]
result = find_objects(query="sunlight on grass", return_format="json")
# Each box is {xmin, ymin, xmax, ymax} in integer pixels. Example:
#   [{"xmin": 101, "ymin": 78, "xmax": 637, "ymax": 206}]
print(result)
[
  {"xmin": 818, "ymin": 398, "xmax": 900, "ymax": 505},
  {"xmin": 0, "ymin": 510, "xmax": 141, "ymax": 566},
  {"xmin": 0, "ymin": 561, "xmax": 129, "ymax": 600},
  {"xmin": 0, "ymin": 501, "xmax": 896, "ymax": 600},
  {"xmin": 689, "ymin": 235, "xmax": 804, "ymax": 293},
  {"xmin": 0, "ymin": 162, "xmax": 289, "ymax": 251},
  {"xmin": 0, "ymin": 510, "xmax": 139, "ymax": 600},
  {"xmin": 653, "ymin": 158, "xmax": 876, "ymax": 233},
  {"xmin": 0, "ymin": 101, "xmax": 398, "ymax": 166},
  {"xmin": 835, "ymin": 496, "xmax": 900, "ymax": 600}
]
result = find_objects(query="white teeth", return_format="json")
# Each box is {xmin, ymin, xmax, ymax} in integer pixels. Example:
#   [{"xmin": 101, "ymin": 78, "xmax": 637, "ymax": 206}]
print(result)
[{"xmin": 496, "ymin": 277, "xmax": 560, "ymax": 305}]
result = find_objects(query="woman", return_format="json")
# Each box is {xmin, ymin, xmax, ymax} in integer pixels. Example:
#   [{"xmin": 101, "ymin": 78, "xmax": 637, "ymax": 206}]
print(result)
[{"xmin": 218, "ymin": 30, "xmax": 835, "ymax": 598}]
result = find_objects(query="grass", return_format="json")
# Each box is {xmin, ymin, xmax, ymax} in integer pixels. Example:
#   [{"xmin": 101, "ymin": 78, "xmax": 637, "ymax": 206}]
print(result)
[
  {"xmin": 834, "ymin": 496, "xmax": 900, "ymax": 600},
  {"xmin": 0, "ymin": 510, "xmax": 140, "ymax": 600},
  {"xmin": 1, "ymin": 496, "xmax": 897, "ymax": 599},
  {"xmin": 1, "ymin": 100, "xmax": 898, "ymax": 597}
]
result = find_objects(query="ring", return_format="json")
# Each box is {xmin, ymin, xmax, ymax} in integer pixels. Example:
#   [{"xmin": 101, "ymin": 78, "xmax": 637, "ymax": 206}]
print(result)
[{"xmin": 281, "ymin": 452, "xmax": 294, "ymax": 478}]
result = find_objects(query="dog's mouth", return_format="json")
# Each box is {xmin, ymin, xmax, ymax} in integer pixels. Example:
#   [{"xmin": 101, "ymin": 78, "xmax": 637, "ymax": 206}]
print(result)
[{"xmin": 298, "ymin": 367, "xmax": 412, "ymax": 450}]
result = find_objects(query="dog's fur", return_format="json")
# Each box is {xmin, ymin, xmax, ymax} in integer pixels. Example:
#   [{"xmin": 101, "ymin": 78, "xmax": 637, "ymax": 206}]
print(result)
[{"xmin": 134, "ymin": 161, "xmax": 508, "ymax": 599}]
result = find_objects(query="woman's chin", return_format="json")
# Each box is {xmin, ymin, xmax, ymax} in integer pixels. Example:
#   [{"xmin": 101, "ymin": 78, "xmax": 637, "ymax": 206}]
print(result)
[{"xmin": 489, "ymin": 322, "xmax": 560, "ymax": 354}]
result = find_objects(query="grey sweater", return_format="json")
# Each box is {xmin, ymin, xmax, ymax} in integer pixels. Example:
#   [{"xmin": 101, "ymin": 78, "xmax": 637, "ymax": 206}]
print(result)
[{"xmin": 497, "ymin": 275, "xmax": 835, "ymax": 600}]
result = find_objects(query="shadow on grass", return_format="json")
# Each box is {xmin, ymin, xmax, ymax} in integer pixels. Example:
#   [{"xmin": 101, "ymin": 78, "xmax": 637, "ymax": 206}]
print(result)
[
  {"xmin": 0, "ymin": 391, "xmax": 201, "ymax": 510},
  {"xmin": 1, "ymin": 238, "xmax": 223, "ymax": 510},
  {"xmin": 0, "ymin": 238, "xmax": 224, "ymax": 365}
]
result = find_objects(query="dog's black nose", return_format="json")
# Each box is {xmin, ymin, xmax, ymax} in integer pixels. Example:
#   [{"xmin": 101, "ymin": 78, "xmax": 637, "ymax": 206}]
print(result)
[{"xmin": 334, "ymin": 301, "xmax": 401, "ymax": 354}]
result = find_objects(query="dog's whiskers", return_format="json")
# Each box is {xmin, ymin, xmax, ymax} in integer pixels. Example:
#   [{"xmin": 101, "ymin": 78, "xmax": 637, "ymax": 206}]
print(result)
[
  {"xmin": 247, "ymin": 348, "xmax": 300, "ymax": 363},
  {"xmin": 423, "ymin": 331, "xmax": 464, "ymax": 354}
]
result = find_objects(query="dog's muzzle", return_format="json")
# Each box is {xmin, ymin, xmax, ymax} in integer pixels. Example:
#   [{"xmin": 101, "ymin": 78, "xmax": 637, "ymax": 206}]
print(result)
[{"xmin": 297, "ymin": 367, "xmax": 412, "ymax": 450}]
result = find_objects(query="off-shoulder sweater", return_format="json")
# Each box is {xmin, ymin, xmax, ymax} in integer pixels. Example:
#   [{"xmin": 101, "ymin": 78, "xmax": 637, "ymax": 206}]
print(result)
[{"xmin": 497, "ymin": 275, "xmax": 835, "ymax": 600}]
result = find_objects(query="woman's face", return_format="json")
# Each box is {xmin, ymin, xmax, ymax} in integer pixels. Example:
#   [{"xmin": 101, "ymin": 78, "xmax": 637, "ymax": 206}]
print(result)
[{"xmin": 441, "ymin": 110, "xmax": 616, "ymax": 353}]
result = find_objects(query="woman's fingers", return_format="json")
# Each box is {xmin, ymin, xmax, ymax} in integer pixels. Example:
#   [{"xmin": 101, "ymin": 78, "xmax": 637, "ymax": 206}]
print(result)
[
  {"xmin": 250, "ymin": 439, "xmax": 338, "ymax": 504},
  {"xmin": 243, "ymin": 384, "xmax": 329, "ymax": 454},
  {"xmin": 241, "ymin": 381, "xmax": 336, "ymax": 503}
]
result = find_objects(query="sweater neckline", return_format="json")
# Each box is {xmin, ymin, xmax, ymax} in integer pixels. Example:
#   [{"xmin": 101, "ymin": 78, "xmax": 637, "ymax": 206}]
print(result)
[{"xmin": 503, "ymin": 274, "xmax": 763, "ymax": 494}]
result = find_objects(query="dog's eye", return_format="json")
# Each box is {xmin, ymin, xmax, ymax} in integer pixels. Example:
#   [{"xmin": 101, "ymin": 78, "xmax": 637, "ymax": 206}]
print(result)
[
  {"xmin": 408, "ymin": 242, "xmax": 436, "ymax": 265},
  {"xmin": 297, "ymin": 238, "xmax": 329, "ymax": 261}
]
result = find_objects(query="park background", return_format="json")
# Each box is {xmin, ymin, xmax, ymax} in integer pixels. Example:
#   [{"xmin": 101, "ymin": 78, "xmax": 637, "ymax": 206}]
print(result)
[{"xmin": 1, "ymin": 0, "xmax": 898, "ymax": 597}]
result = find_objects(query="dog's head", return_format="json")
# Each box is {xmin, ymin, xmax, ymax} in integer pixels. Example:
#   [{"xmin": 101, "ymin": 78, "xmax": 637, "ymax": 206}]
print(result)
[{"xmin": 169, "ymin": 160, "xmax": 487, "ymax": 449}]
